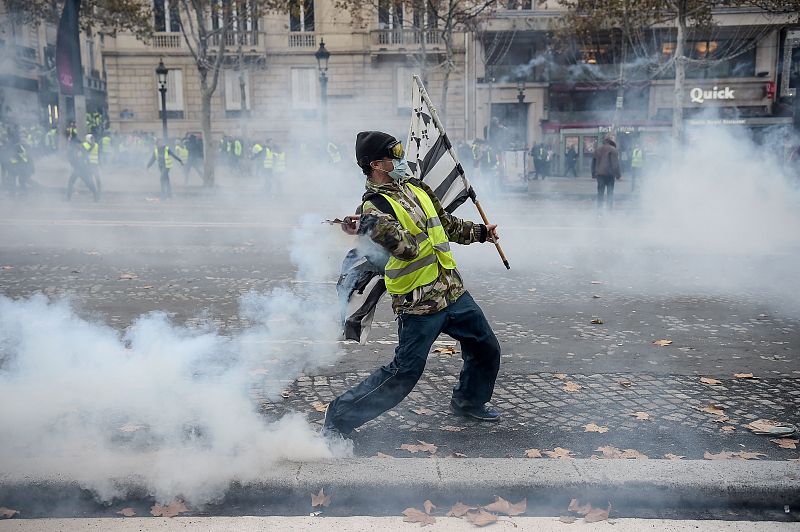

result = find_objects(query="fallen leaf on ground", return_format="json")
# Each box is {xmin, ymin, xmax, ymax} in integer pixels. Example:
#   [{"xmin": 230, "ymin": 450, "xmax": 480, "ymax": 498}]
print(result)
[
  {"xmin": 553, "ymin": 373, "xmax": 567, "ymax": 380},
  {"xmin": 734, "ymin": 373, "xmax": 756, "ymax": 379},
  {"xmin": 584, "ymin": 422, "xmax": 609, "ymax": 433},
  {"xmin": 559, "ymin": 515, "xmax": 577, "ymax": 523},
  {"xmin": 567, "ymin": 498, "xmax": 592, "ymax": 515},
  {"xmin": 464, "ymin": 509, "xmax": 498, "ymax": 527},
  {"xmin": 441, "ymin": 425, "xmax": 464, "ymax": 432},
  {"xmin": 1, "ymin": 265, "xmax": 14, "ymax": 270},
  {"xmin": 545, "ymin": 447, "xmax": 575, "ymax": 459},
  {"xmin": 118, "ymin": 273, "xmax": 138, "ymax": 280},
  {"xmin": 590, "ymin": 318, "xmax": 604, "ymax": 325},
  {"xmin": 402, "ymin": 507, "xmax": 435, "ymax": 526},
  {"xmin": 483, "ymin": 497, "xmax": 526, "ymax": 516},
  {"xmin": 411, "ymin": 407, "xmax": 435, "ymax": 416},
  {"xmin": 653, "ymin": 339, "xmax": 673, "ymax": 347},
  {"xmin": 119, "ymin": 423, "xmax": 144, "ymax": 433},
  {"xmin": 311, "ymin": 401, "xmax": 328, "ymax": 412},
  {"xmin": 310, "ymin": 488, "xmax": 331, "ymax": 508},
  {"xmin": 746, "ymin": 419, "xmax": 797, "ymax": 435},
  {"xmin": 0, "ymin": 508, "xmax": 18, "ymax": 518},
  {"xmin": 375, "ymin": 452, "xmax": 393, "ymax": 458},
  {"xmin": 704, "ymin": 451, "xmax": 766, "ymax": 460},
  {"xmin": 524, "ymin": 448, "xmax": 542, "ymax": 458},
  {"xmin": 399, "ymin": 441, "xmax": 438, "ymax": 454},
  {"xmin": 449, "ymin": 452, "xmax": 467, "ymax": 458},
  {"xmin": 563, "ymin": 381, "xmax": 582, "ymax": 392},
  {"xmin": 423, "ymin": 500, "xmax": 436, "ymax": 515},
  {"xmin": 721, "ymin": 426, "xmax": 736, "ymax": 433},
  {"xmin": 117, "ymin": 508, "xmax": 136, "ymax": 517},
  {"xmin": 592, "ymin": 294, "xmax": 601, "ymax": 299},
  {"xmin": 632, "ymin": 411, "xmax": 651, "ymax": 421},
  {"xmin": 595, "ymin": 446, "xmax": 648, "ymax": 459},
  {"xmin": 619, "ymin": 380, "xmax": 633, "ymax": 387},
  {"xmin": 770, "ymin": 438, "xmax": 799, "ymax": 449},
  {"xmin": 281, "ymin": 390, "xmax": 292, "ymax": 398},
  {"xmin": 447, "ymin": 502, "xmax": 475, "ymax": 517},
  {"xmin": 700, "ymin": 377, "xmax": 722, "ymax": 385},
  {"xmin": 590, "ymin": 280, "xmax": 604, "ymax": 285},
  {"xmin": 664, "ymin": 454, "xmax": 685, "ymax": 460},
  {"xmin": 150, "ymin": 500, "xmax": 188, "ymax": 518},
  {"xmin": 584, "ymin": 504, "xmax": 612, "ymax": 523},
  {"xmin": 702, "ymin": 404, "xmax": 726, "ymax": 416},
  {"xmin": 433, "ymin": 346, "xmax": 458, "ymax": 355}
]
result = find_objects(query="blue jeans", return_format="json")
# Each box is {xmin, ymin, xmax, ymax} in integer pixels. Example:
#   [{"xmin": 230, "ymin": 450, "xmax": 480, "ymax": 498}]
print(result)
[{"xmin": 326, "ymin": 291, "xmax": 501, "ymax": 434}]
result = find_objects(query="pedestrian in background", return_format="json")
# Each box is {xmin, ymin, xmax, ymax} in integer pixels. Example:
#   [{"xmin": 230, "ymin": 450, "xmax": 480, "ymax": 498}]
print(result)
[
  {"xmin": 147, "ymin": 139, "xmax": 183, "ymax": 199},
  {"xmin": 592, "ymin": 136, "xmax": 621, "ymax": 210},
  {"xmin": 66, "ymin": 136, "xmax": 99, "ymax": 202},
  {"xmin": 630, "ymin": 142, "xmax": 644, "ymax": 192},
  {"xmin": 565, "ymin": 145, "xmax": 578, "ymax": 177}
]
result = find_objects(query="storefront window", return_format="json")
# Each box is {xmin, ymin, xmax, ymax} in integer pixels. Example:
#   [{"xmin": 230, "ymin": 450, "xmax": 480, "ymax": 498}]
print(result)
[{"xmin": 660, "ymin": 39, "xmax": 756, "ymax": 78}]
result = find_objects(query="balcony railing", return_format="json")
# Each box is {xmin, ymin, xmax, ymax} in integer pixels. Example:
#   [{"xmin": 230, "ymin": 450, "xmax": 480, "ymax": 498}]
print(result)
[
  {"xmin": 212, "ymin": 31, "xmax": 262, "ymax": 47},
  {"xmin": 288, "ymin": 32, "xmax": 316, "ymax": 48},
  {"xmin": 372, "ymin": 29, "xmax": 441, "ymax": 48},
  {"xmin": 153, "ymin": 33, "xmax": 182, "ymax": 48}
]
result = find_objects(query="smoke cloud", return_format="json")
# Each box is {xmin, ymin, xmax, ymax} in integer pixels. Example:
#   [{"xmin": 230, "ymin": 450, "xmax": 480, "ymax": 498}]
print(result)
[{"xmin": 0, "ymin": 221, "xmax": 352, "ymax": 506}]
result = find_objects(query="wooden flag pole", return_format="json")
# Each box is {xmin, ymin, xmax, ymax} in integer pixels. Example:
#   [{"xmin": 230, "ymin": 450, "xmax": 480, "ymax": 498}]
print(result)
[{"xmin": 412, "ymin": 75, "xmax": 510, "ymax": 270}]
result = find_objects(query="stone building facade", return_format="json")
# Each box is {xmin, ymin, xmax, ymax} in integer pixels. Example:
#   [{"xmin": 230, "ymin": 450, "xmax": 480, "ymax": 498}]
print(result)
[{"xmin": 103, "ymin": 0, "xmax": 469, "ymax": 148}]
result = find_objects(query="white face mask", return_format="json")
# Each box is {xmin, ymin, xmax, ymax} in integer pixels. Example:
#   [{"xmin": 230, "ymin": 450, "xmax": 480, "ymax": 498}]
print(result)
[{"xmin": 387, "ymin": 158, "xmax": 408, "ymax": 181}]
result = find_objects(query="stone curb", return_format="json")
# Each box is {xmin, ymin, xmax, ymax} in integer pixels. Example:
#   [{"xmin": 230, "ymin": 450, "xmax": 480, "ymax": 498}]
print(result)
[{"xmin": 1, "ymin": 459, "xmax": 798, "ymax": 517}]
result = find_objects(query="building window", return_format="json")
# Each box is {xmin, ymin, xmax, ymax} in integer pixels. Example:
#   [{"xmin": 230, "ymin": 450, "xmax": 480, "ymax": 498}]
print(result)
[
  {"xmin": 157, "ymin": 69, "xmax": 184, "ymax": 119},
  {"xmin": 412, "ymin": 2, "xmax": 437, "ymax": 29},
  {"xmin": 291, "ymin": 67, "xmax": 317, "ymax": 110},
  {"xmin": 396, "ymin": 66, "xmax": 415, "ymax": 111},
  {"xmin": 290, "ymin": 0, "xmax": 314, "ymax": 32},
  {"xmin": 378, "ymin": 0, "xmax": 404, "ymax": 29},
  {"xmin": 224, "ymin": 70, "xmax": 251, "ymax": 111},
  {"xmin": 661, "ymin": 39, "xmax": 756, "ymax": 78},
  {"xmin": 154, "ymin": 0, "xmax": 180, "ymax": 32}
]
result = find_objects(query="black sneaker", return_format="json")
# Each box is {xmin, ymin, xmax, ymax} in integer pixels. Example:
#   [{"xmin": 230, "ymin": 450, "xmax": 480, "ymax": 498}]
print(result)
[
  {"xmin": 320, "ymin": 403, "xmax": 349, "ymax": 439},
  {"xmin": 449, "ymin": 402, "xmax": 501, "ymax": 421}
]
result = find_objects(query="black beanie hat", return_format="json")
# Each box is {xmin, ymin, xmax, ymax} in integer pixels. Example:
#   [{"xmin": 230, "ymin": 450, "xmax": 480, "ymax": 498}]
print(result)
[{"xmin": 355, "ymin": 131, "xmax": 397, "ymax": 167}]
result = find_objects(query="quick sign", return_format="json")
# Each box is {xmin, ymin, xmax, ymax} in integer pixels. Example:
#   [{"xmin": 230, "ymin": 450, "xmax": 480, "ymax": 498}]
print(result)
[{"xmin": 689, "ymin": 86, "xmax": 735, "ymax": 104}]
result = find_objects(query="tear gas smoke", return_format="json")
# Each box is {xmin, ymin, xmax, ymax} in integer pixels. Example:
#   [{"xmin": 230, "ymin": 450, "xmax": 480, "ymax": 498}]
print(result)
[{"xmin": 0, "ymin": 222, "xmax": 353, "ymax": 506}]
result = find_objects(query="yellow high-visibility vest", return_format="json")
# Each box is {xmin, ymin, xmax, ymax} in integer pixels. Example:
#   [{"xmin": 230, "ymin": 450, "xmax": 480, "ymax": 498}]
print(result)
[
  {"xmin": 631, "ymin": 148, "xmax": 644, "ymax": 168},
  {"xmin": 155, "ymin": 147, "xmax": 173, "ymax": 169},
  {"xmin": 83, "ymin": 142, "xmax": 99, "ymax": 164},
  {"xmin": 327, "ymin": 142, "xmax": 341, "ymax": 163},
  {"xmin": 234, "ymin": 140, "xmax": 242, "ymax": 157},
  {"xmin": 273, "ymin": 151, "xmax": 285, "ymax": 172},
  {"xmin": 10, "ymin": 145, "xmax": 28, "ymax": 164},
  {"xmin": 174, "ymin": 145, "xmax": 189, "ymax": 160},
  {"xmin": 379, "ymin": 184, "xmax": 457, "ymax": 295},
  {"xmin": 263, "ymin": 147, "xmax": 273, "ymax": 169}
]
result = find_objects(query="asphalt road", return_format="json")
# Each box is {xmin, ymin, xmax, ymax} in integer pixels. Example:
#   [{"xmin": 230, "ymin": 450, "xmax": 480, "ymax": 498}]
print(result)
[{"xmin": 0, "ymin": 165, "xmax": 799, "ymax": 522}]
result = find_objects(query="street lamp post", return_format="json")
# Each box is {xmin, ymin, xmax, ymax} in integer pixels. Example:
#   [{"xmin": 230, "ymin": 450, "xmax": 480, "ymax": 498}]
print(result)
[
  {"xmin": 315, "ymin": 39, "xmax": 331, "ymax": 135},
  {"xmin": 516, "ymin": 78, "xmax": 526, "ymax": 149},
  {"xmin": 156, "ymin": 59, "xmax": 169, "ymax": 141}
]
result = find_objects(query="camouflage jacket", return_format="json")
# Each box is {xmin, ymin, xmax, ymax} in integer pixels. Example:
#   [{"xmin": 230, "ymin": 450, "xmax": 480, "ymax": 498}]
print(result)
[{"xmin": 357, "ymin": 177, "xmax": 487, "ymax": 315}]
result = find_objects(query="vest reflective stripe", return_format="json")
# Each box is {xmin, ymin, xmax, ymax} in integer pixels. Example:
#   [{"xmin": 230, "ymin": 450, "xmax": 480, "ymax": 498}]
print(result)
[
  {"xmin": 274, "ymin": 152, "xmax": 286, "ymax": 172},
  {"xmin": 380, "ymin": 183, "xmax": 457, "ymax": 295},
  {"xmin": 10, "ymin": 146, "xmax": 28, "ymax": 164},
  {"xmin": 155, "ymin": 147, "xmax": 173, "ymax": 169},
  {"xmin": 631, "ymin": 148, "xmax": 644, "ymax": 167},
  {"xmin": 252, "ymin": 144, "xmax": 263, "ymax": 155},
  {"xmin": 83, "ymin": 142, "xmax": 99, "ymax": 164},
  {"xmin": 234, "ymin": 140, "xmax": 242, "ymax": 156},
  {"xmin": 263, "ymin": 148, "xmax": 273, "ymax": 168}
]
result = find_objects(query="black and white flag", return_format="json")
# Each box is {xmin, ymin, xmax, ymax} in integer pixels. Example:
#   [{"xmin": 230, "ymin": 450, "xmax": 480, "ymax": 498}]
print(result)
[{"xmin": 338, "ymin": 76, "xmax": 473, "ymax": 343}]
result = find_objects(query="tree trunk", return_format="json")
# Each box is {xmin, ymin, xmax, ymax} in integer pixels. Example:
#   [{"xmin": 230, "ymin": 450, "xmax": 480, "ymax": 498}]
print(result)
[
  {"xmin": 671, "ymin": 5, "xmax": 687, "ymax": 153},
  {"xmin": 440, "ymin": 42, "xmax": 452, "ymax": 123},
  {"xmin": 611, "ymin": 38, "xmax": 627, "ymax": 133},
  {"xmin": 201, "ymin": 90, "xmax": 215, "ymax": 187}
]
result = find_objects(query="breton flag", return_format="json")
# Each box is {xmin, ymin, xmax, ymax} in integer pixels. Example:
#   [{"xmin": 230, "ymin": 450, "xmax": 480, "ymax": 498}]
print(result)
[
  {"xmin": 338, "ymin": 76, "xmax": 473, "ymax": 343},
  {"xmin": 55, "ymin": 0, "xmax": 84, "ymax": 96}
]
